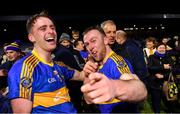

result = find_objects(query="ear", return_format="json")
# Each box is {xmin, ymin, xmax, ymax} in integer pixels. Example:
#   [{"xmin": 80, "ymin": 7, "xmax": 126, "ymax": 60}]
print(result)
[
  {"xmin": 28, "ymin": 34, "xmax": 35, "ymax": 43},
  {"xmin": 104, "ymin": 36, "xmax": 109, "ymax": 45}
]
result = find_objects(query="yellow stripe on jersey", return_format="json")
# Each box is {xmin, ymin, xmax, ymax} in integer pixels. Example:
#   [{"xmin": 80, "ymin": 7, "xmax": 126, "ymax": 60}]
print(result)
[
  {"xmin": 32, "ymin": 50, "xmax": 54, "ymax": 66},
  {"xmin": 20, "ymin": 54, "xmax": 39, "ymax": 100},
  {"xmin": 25, "ymin": 57, "xmax": 39, "ymax": 99},
  {"xmin": 99, "ymin": 51, "xmax": 132, "ymax": 104},
  {"xmin": 98, "ymin": 51, "xmax": 114, "ymax": 69},
  {"xmin": 33, "ymin": 87, "xmax": 71, "ymax": 108},
  {"xmin": 20, "ymin": 55, "xmax": 35, "ymax": 98},
  {"xmin": 99, "ymin": 98, "xmax": 121, "ymax": 104},
  {"xmin": 111, "ymin": 53, "xmax": 131, "ymax": 75}
]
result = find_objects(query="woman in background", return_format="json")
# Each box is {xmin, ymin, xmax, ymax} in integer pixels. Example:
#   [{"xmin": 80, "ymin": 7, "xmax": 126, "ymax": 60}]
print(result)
[{"xmin": 147, "ymin": 42, "xmax": 174, "ymax": 113}]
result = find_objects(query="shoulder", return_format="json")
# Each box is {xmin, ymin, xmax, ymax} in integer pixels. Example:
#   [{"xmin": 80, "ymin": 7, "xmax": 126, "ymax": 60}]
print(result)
[
  {"xmin": 109, "ymin": 52, "xmax": 128, "ymax": 66},
  {"xmin": 10, "ymin": 53, "xmax": 39, "ymax": 72},
  {"xmin": 126, "ymin": 39, "xmax": 142, "ymax": 49},
  {"xmin": 54, "ymin": 61, "xmax": 74, "ymax": 70},
  {"xmin": 108, "ymin": 51, "xmax": 133, "ymax": 74}
]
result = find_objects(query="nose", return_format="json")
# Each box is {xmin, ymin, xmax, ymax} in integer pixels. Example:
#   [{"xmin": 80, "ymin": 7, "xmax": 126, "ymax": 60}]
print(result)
[
  {"xmin": 48, "ymin": 28, "xmax": 54, "ymax": 33},
  {"xmin": 6, "ymin": 54, "xmax": 12, "ymax": 59},
  {"xmin": 47, "ymin": 27, "xmax": 56, "ymax": 35},
  {"xmin": 7, "ymin": 54, "xmax": 10, "ymax": 58},
  {"xmin": 110, "ymin": 32, "xmax": 115, "ymax": 37},
  {"xmin": 88, "ymin": 43, "xmax": 94, "ymax": 52}
]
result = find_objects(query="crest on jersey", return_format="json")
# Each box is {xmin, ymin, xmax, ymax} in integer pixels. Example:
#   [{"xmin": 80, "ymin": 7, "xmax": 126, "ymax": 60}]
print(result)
[
  {"xmin": 117, "ymin": 61, "xmax": 127, "ymax": 68},
  {"xmin": 21, "ymin": 77, "xmax": 32, "ymax": 88}
]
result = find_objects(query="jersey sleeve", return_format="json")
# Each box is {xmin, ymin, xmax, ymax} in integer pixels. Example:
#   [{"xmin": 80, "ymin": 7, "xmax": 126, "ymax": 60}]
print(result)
[
  {"xmin": 60, "ymin": 66, "xmax": 75, "ymax": 80},
  {"xmin": 8, "ymin": 60, "xmax": 33, "ymax": 101},
  {"xmin": 124, "ymin": 58, "xmax": 134, "ymax": 73},
  {"xmin": 107, "ymin": 54, "xmax": 134, "ymax": 79}
]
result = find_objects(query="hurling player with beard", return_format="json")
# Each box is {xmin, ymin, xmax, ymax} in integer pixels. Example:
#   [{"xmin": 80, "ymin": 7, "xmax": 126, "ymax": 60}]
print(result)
[{"xmin": 81, "ymin": 25, "xmax": 147, "ymax": 113}]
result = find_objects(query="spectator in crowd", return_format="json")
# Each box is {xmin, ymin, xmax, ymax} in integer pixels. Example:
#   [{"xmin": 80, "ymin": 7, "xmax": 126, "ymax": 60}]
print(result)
[
  {"xmin": 73, "ymin": 39, "xmax": 89, "ymax": 62},
  {"xmin": 0, "ymin": 41, "xmax": 24, "ymax": 94},
  {"xmin": 173, "ymin": 35, "xmax": 180, "ymax": 51},
  {"xmin": 8, "ymin": 11, "xmax": 85, "ymax": 113},
  {"xmin": 147, "ymin": 42, "xmax": 174, "ymax": 113},
  {"xmin": 81, "ymin": 25, "xmax": 147, "ymax": 113},
  {"xmin": 161, "ymin": 37, "xmax": 173, "ymax": 53},
  {"xmin": 53, "ymin": 32, "xmax": 84, "ymax": 70},
  {"xmin": 71, "ymin": 29, "xmax": 80, "ymax": 43},
  {"xmin": 162, "ymin": 37, "xmax": 172, "ymax": 51},
  {"xmin": 114, "ymin": 30, "xmax": 148, "ymax": 84},
  {"xmin": 0, "ymin": 40, "xmax": 23, "ymax": 113},
  {"xmin": 59, "ymin": 33, "xmax": 72, "ymax": 48},
  {"xmin": 143, "ymin": 37, "xmax": 157, "ymax": 64},
  {"xmin": 24, "ymin": 46, "xmax": 33, "ymax": 55},
  {"xmin": 0, "ymin": 43, "xmax": 10, "ymax": 65},
  {"xmin": 171, "ymin": 36, "xmax": 180, "ymax": 76},
  {"xmin": 161, "ymin": 37, "xmax": 178, "ymax": 72},
  {"xmin": 101, "ymin": 20, "xmax": 116, "ymax": 49}
]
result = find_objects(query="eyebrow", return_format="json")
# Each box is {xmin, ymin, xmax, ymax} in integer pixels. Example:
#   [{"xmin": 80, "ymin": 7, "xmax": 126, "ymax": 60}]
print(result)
[{"xmin": 38, "ymin": 25, "xmax": 47, "ymax": 29}]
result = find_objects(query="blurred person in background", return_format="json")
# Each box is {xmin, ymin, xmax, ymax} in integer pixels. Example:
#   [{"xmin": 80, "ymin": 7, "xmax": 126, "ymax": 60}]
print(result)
[
  {"xmin": 147, "ymin": 42, "xmax": 175, "ymax": 113},
  {"xmin": 143, "ymin": 37, "xmax": 157, "ymax": 64},
  {"xmin": 71, "ymin": 29, "xmax": 81, "ymax": 44},
  {"xmin": 73, "ymin": 39, "xmax": 88, "ymax": 62},
  {"xmin": 0, "ymin": 40, "xmax": 23, "ymax": 113},
  {"xmin": 101, "ymin": 20, "xmax": 116, "ymax": 49}
]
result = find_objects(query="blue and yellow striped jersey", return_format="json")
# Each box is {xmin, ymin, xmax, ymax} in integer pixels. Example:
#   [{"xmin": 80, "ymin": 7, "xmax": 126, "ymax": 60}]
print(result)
[
  {"xmin": 97, "ymin": 51, "xmax": 134, "ymax": 113},
  {"xmin": 8, "ymin": 50, "xmax": 76, "ymax": 113}
]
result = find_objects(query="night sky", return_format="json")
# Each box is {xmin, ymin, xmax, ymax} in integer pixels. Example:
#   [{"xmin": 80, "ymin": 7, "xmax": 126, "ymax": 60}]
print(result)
[{"xmin": 0, "ymin": 1, "xmax": 180, "ymax": 45}]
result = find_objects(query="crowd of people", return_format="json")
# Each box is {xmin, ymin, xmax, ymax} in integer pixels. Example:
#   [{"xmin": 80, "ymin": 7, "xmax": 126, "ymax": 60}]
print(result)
[{"xmin": 0, "ymin": 11, "xmax": 180, "ymax": 113}]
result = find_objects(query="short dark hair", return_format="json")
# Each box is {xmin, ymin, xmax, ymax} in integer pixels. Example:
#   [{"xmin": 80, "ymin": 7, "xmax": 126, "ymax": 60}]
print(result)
[
  {"xmin": 83, "ymin": 25, "xmax": 106, "ymax": 37},
  {"xmin": 26, "ymin": 11, "xmax": 55, "ymax": 33},
  {"xmin": 155, "ymin": 42, "xmax": 166, "ymax": 49},
  {"xmin": 72, "ymin": 29, "xmax": 79, "ymax": 34},
  {"xmin": 73, "ymin": 39, "xmax": 83, "ymax": 47},
  {"xmin": 145, "ymin": 37, "xmax": 157, "ymax": 44}
]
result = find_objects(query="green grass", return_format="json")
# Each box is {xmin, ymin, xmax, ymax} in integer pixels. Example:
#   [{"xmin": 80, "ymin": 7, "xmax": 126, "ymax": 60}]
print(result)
[
  {"xmin": 140, "ymin": 95, "xmax": 153, "ymax": 113},
  {"xmin": 140, "ymin": 83, "xmax": 180, "ymax": 113}
]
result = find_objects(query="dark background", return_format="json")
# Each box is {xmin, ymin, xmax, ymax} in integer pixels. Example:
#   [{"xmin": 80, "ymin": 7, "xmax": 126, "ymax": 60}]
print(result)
[{"xmin": 0, "ymin": 1, "xmax": 180, "ymax": 45}]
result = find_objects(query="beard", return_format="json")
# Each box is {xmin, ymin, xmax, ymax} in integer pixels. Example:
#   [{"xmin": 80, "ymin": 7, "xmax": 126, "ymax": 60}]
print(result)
[{"xmin": 93, "ymin": 48, "xmax": 106, "ymax": 63}]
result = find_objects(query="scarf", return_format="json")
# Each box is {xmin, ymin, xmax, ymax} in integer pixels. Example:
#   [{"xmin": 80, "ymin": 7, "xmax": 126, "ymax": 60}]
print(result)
[{"xmin": 154, "ymin": 51, "xmax": 166, "ymax": 58}]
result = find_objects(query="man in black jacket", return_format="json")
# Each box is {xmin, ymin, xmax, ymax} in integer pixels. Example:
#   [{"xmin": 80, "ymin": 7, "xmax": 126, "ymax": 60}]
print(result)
[{"xmin": 114, "ymin": 30, "xmax": 148, "ymax": 84}]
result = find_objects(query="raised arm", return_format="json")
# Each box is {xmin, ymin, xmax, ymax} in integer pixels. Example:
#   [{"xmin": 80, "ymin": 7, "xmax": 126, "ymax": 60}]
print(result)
[
  {"xmin": 81, "ymin": 73, "xmax": 147, "ymax": 104},
  {"xmin": 71, "ymin": 60, "xmax": 98, "ymax": 81}
]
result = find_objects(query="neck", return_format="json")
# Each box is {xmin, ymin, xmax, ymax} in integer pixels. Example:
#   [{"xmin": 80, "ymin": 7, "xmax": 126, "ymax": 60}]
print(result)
[
  {"xmin": 33, "ymin": 48, "xmax": 52, "ymax": 63},
  {"xmin": 149, "ymin": 47, "xmax": 154, "ymax": 50},
  {"xmin": 100, "ymin": 45, "xmax": 112, "ymax": 66}
]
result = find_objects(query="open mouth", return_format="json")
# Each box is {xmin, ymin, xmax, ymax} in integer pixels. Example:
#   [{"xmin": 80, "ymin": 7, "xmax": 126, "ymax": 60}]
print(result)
[
  {"xmin": 45, "ymin": 37, "xmax": 55, "ymax": 42},
  {"xmin": 92, "ymin": 51, "xmax": 97, "ymax": 57}
]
